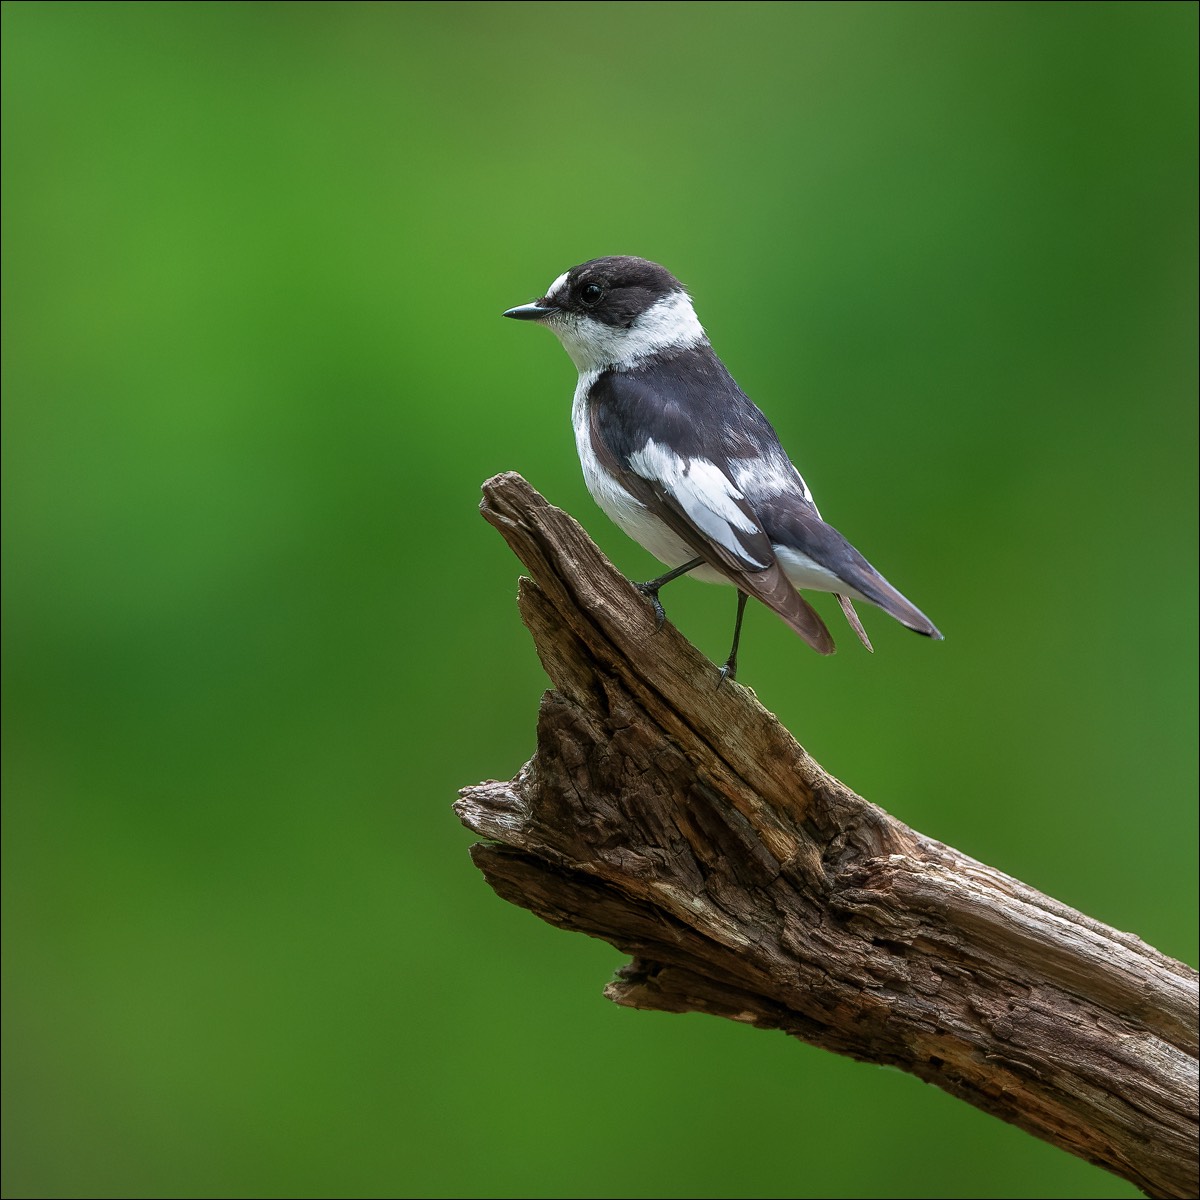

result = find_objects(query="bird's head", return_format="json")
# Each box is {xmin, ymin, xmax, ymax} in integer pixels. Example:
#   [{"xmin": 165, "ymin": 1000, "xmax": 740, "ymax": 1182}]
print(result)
[{"xmin": 504, "ymin": 255, "xmax": 705, "ymax": 372}]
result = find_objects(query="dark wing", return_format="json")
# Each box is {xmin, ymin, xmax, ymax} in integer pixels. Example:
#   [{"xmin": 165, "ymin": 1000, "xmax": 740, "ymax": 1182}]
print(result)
[{"xmin": 589, "ymin": 366, "xmax": 836, "ymax": 655}]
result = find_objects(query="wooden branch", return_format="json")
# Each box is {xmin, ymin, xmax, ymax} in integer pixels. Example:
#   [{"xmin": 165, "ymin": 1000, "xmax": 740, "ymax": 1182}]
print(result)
[{"xmin": 456, "ymin": 471, "xmax": 1198, "ymax": 1199}]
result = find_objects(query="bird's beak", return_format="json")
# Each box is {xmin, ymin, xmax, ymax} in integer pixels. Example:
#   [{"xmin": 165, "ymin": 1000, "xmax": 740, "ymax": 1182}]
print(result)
[{"xmin": 503, "ymin": 301, "xmax": 560, "ymax": 321}]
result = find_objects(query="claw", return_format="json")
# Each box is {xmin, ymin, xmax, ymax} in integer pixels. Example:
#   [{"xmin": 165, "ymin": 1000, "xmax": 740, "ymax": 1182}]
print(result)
[
  {"xmin": 634, "ymin": 583, "xmax": 668, "ymax": 632},
  {"xmin": 632, "ymin": 557, "xmax": 704, "ymax": 632}
]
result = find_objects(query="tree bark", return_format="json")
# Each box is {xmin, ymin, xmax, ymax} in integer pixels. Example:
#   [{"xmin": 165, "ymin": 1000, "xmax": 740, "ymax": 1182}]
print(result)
[{"xmin": 456, "ymin": 471, "xmax": 1198, "ymax": 1199}]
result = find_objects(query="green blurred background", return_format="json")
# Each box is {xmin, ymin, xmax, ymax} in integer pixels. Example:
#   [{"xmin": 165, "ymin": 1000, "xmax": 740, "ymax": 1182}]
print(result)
[{"xmin": 3, "ymin": 3, "xmax": 1196, "ymax": 1197}]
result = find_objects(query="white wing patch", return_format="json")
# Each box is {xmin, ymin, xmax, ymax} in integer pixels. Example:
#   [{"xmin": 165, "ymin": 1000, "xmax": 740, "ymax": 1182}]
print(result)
[
  {"xmin": 732, "ymin": 452, "xmax": 813, "ymax": 504},
  {"xmin": 628, "ymin": 439, "xmax": 769, "ymax": 568}
]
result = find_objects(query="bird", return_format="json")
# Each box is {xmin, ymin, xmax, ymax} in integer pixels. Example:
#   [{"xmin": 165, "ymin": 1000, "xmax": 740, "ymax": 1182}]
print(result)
[{"xmin": 503, "ymin": 255, "xmax": 942, "ymax": 682}]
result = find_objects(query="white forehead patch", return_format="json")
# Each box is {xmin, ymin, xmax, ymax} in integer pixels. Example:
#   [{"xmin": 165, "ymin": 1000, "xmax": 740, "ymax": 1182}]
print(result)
[{"xmin": 543, "ymin": 271, "xmax": 570, "ymax": 302}]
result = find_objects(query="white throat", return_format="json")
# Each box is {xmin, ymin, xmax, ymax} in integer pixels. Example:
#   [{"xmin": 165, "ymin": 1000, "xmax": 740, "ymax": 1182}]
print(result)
[{"xmin": 549, "ymin": 291, "xmax": 706, "ymax": 374}]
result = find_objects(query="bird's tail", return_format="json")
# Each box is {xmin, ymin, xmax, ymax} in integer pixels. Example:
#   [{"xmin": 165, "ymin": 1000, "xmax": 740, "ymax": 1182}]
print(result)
[
  {"xmin": 836, "ymin": 594, "xmax": 874, "ymax": 652},
  {"xmin": 761, "ymin": 503, "xmax": 942, "ymax": 645},
  {"xmin": 851, "ymin": 571, "xmax": 943, "ymax": 640},
  {"xmin": 742, "ymin": 563, "xmax": 837, "ymax": 654}
]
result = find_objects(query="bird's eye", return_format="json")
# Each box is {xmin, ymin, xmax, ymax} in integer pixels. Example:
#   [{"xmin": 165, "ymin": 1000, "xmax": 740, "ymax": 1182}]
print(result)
[{"xmin": 580, "ymin": 283, "xmax": 604, "ymax": 307}]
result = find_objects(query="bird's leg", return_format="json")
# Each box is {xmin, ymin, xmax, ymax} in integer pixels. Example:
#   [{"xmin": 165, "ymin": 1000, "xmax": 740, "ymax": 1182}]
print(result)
[
  {"xmin": 633, "ymin": 556, "xmax": 705, "ymax": 631},
  {"xmin": 717, "ymin": 591, "xmax": 750, "ymax": 687}
]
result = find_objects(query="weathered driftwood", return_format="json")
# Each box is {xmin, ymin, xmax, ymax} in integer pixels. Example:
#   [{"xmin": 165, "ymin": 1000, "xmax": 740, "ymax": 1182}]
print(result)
[{"xmin": 456, "ymin": 471, "xmax": 1198, "ymax": 1199}]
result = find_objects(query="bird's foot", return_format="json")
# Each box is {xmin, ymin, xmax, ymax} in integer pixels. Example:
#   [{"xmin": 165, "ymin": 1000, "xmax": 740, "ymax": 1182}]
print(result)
[
  {"xmin": 633, "ymin": 581, "xmax": 668, "ymax": 631},
  {"xmin": 631, "ymin": 558, "xmax": 704, "ymax": 631},
  {"xmin": 716, "ymin": 655, "xmax": 738, "ymax": 688}
]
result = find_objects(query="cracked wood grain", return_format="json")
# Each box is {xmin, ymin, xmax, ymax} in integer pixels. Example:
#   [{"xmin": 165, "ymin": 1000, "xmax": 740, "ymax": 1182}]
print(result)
[{"xmin": 456, "ymin": 471, "xmax": 1198, "ymax": 1199}]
